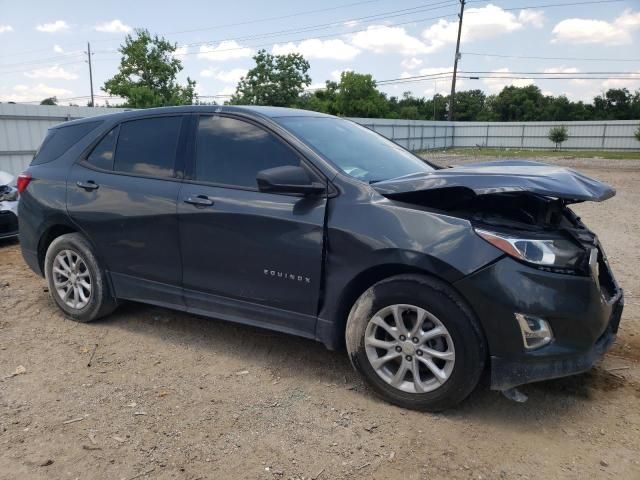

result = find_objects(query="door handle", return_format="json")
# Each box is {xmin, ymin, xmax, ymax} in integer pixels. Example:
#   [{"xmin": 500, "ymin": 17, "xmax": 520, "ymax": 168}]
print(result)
[
  {"xmin": 77, "ymin": 180, "xmax": 99, "ymax": 191},
  {"xmin": 184, "ymin": 195, "xmax": 214, "ymax": 207}
]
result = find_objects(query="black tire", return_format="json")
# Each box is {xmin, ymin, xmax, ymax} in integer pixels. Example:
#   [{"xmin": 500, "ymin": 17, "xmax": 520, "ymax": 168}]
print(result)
[
  {"xmin": 44, "ymin": 232, "xmax": 117, "ymax": 322},
  {"xmin": 345, "ymin": 274, "xmax": 486, "ymax": 411}
]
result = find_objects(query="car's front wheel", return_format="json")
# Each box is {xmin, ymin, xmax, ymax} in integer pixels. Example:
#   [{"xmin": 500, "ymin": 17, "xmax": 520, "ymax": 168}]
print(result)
[
  {"xmin": 345, "ymin": 274, "xmax": 486, "ymax": 411},
  {"xmin": 44, "ymin": 232, "xmax": 117, "ymax": 322}
]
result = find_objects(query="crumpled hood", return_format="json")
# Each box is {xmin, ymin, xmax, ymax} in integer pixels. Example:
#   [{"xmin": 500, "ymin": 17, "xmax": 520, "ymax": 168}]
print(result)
[{"xmin": 372, "ymin": 160, "xmax": 615, "ymax": 203}]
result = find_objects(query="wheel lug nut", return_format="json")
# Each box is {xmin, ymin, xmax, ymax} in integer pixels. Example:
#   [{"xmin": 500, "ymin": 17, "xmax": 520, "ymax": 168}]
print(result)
[
  {"xmin": 417, "ymin": 350, "xmax": 423, "ymax": 356},
  {"xmin": 405, "ymin": 355, "xmax": 412, "ymax": 361},
  {"xmin": 399, "ymin": 335, "xmax": 406, "ymax": 341},
  {"xmin": 412, "ymin": 337, "xmax": 419, "ymax": 344},
  {"xmin": 395, "ymin": 346, "xmax": 402, "ymax": 353}
]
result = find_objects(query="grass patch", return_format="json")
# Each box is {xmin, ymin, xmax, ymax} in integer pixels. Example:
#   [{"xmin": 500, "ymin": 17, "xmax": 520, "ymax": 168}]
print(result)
[{"xmin": 425, "ymin": 148, "xmax": 640, "ymax": 160}]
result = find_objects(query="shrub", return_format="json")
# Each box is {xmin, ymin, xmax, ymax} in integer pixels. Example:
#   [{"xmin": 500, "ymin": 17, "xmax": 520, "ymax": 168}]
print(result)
[{"xmin": 548, "ymin": 126, "xmax": 568, "ymax": 151}]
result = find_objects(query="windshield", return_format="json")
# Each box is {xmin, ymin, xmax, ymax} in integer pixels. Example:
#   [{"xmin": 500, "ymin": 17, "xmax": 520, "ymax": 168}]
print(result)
[{"xmin": 275, "ymin": 116, "xmax": 434, "ymax": 183}]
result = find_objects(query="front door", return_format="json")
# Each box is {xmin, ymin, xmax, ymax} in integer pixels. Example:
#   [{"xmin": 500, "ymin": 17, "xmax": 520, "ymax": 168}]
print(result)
[{"xmin": 178, "ymin": 114, "xmax": 327, "ymax": 335}]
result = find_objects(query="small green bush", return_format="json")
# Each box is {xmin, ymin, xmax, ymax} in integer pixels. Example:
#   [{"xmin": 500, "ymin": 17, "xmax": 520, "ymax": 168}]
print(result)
[{"xmin": 548, "ymin": 126, "xmax": 568, "ymax": 151}]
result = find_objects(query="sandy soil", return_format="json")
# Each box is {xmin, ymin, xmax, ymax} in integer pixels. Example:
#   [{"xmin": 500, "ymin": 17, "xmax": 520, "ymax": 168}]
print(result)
[{"xmin": 1, "ymin": 158, "xmax": 639, "ymax": 480}]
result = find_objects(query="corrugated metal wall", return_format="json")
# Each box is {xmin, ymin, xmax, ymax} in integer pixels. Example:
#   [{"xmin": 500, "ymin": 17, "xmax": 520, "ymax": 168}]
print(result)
[
  {"xmin": 0, "ymin": 104, "xmax": 129, "ymax": 177},
  {"xmin": 451, "ymin": 121, "xmax": 640, "ymax": 150},
  {"xmin": 354, "ymin": 118, "xmax": 640, "ymax": 152},
  {"xmin": 1, "ymin": 105, "xmax": 638, "ymax": 177},
  {"xmin": 349, "ymin": 118, "xmax": 456, "ymax": 151}
]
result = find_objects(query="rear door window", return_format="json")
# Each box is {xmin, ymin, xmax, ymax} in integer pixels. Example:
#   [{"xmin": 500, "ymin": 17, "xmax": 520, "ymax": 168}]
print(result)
[
  {"xmin": 32, "ymin": 121, "xmax": 101, "ymax": 165},
  {"xmin": 86, "ymin": 126, "xmax": 119, "ymax": 170},
  {"xmin": 194, "ymin": 115, "xmax": 301, "ymax": 188},
  {"xmin": 113, "ymin": 116, "xmax": 183, "ymax": 178}
]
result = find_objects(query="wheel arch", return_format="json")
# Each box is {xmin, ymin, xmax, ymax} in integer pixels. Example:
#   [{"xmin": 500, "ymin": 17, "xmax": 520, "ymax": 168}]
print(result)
[
  {"xmin": 37, "ymin": 223, "xmax": 79, "ymax": 274},
  {"xmin": 318, "ymin": 262, "xmax": 484, "ymax": 351}
]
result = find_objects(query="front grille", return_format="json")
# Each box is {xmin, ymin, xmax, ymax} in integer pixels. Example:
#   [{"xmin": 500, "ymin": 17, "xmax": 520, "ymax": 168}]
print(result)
[{"xmin": 596, "ymin": 247, "xmax": 616, "ymax": 301}]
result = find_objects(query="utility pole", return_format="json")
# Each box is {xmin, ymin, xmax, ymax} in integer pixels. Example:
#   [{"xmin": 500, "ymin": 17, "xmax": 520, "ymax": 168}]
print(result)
[
  {"xmin": 86, "ymin": 42, "xmax": 95, "ymax": 107},
  {"xmin": 448, "ymin": 0, "xmax": 465, "ymax": 121}
]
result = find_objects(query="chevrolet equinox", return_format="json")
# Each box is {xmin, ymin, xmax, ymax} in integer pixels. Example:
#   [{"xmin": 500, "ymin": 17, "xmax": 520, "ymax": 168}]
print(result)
[{"xmin": 17, "ymin": 106, "xmax": 624, "ymax": 411}]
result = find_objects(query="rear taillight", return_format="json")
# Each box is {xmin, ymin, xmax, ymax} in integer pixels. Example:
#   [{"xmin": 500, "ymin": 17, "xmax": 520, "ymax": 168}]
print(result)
[{"xmin": 17, "ymin": 172, "xmax": 32, "ymax": 193}]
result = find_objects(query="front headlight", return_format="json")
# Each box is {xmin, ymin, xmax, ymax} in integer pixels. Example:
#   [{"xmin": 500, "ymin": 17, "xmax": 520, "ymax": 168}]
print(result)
[{"xmin": 475, "ymin": 228, "xmax": 586, "ymax": 272}]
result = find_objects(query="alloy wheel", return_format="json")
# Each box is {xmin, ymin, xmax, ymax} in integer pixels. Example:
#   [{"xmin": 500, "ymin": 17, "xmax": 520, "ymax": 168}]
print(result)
[
  {"xmin": 364, "ymin": 304, "xmax": 456, "ymax": 393},
  {"xmin": 52, "ymin": 249, "xmax": 92, "ymax": 310}
]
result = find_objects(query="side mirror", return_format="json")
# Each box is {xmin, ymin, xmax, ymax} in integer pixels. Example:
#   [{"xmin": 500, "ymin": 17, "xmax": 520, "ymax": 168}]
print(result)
[{"xmin": 257, "ymin": 165, "xmax": 325, "ymax": 195}]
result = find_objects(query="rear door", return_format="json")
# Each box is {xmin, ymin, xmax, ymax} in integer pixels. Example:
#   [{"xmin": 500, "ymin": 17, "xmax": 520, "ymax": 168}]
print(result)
[
  {"xmin": 67, "ymin": 115, "xmax": 188, "ymax": 306},
  {"xmin": 178, "ymin": 114, "xmax": 327, "ymax": 335}
]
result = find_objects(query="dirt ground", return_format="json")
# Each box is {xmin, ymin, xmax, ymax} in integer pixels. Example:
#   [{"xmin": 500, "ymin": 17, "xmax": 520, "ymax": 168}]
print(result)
[{"xmin": 1, "ymin": 157, "xmax": 639, "ymax": 480}]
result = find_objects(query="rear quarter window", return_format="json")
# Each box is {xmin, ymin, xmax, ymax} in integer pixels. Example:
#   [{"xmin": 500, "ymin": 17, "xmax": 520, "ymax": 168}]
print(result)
[
  {"xmin": 32, "ymin": 121, "xmax": 102, "ymax": 166},
  {"xmin": 85, "ymin": 126, "xmax": 119, "ymax": 171}
]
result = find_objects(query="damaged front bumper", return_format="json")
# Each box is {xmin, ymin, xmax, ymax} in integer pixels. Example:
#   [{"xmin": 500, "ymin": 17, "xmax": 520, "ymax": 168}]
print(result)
[
  {"xmin": 455, "ymin": 252, "xmax": 623, "ymax": 391},
  {"xmin": 490, "ymin": 293, "xmax": 622, "ymax": 390}
]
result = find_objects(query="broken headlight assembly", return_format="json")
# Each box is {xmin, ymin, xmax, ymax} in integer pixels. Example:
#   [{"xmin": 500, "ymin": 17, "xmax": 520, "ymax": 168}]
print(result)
[{"xmin": 475, "ymin": 228, "xmax": 587, "ymax": 274}]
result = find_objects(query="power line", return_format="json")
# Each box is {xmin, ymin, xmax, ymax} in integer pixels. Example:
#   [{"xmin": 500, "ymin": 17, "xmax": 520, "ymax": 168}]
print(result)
[
  {"xmin": 377, "ymin": 74, "xmax": 639, "ymax": 87},
  {"xmin": 10, "ymin": 71, "xmax": 638, "ymax": 104},
  {"xmin": 105, "ymin": 1, "xmax": 461, "ymax": 53},
  {"xmin": 463, "ymin": 70, "xmax": 638, "ymax": 74},
  {"xmin": 154, "ymin": 0, "xmax": 629, "ymax": 60},
  {"xmin": 499, "ymin": 0, "xmax": 624, "ymax": 11},
  {"xmin": 161, "ymin": 0, "xmax": 382, "ymax": 36},
  {"xmin": 0, "ymin": 2, "xmax": 462, "ymax": 70},
  {"xmin": 462, "ymin": 52, "xmax": 640, "ymax": 62},
  {"xmin": 3, "ymin": 0, "xmax": 624, "ymax": 71},
  {"xmin": 0, "ymin": 0, "xmax": 383, "ymax": 59},
  {"xmin": 145, "ymin": 11, "xmax": 463, "ymax": 59},
  {"xmin": 467, "ymin": 75, "xmax": 639, "ymax": 79},
  {"xmin": 176, "ymin": 0, "xmax": 459, "ymax": 47},
  {"xmin": 0, "ymin": 53, "xmax": 85, "ymax": 70}
]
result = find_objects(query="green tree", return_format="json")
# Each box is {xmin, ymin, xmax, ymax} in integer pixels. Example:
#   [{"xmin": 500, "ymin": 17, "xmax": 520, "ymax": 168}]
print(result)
[
  {"xmin": 103, "ymin": 29, "xmax": 196, "ymax": 108},
  {"xmin": 592, "ymin": 88, "xmax": 633, "ymax": 120},
  {"xmin": 332, "ymin": 71, "xmax": 389, "ymax": 117},
  {"xmin": 431, "ymin": 94, "xmax": 449, "ymax": 120},
  {"xmin": 230, "ymin": 49, "xmax": 310, "ymax": 106},
  {"xmin": 40, "ymin": 97, "xmax": 57, "ymax": 105},
  {"xmin": 489, "ymin": 85, "xmax": 548, "ymax": 121},
  {"xmin": 297, "ymin": 81, "xmax": 339, "ymax": 113},
  {"xmin": 548, "ymin": 126, "xmax": 569, "ymax": 150},
  {"xmin": 452, "ymin": 90, "xmax": 486, "ymax": 121}
]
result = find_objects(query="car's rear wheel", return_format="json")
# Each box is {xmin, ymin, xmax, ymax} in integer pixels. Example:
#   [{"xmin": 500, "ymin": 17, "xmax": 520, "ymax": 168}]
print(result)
[
  {"xmin": 345, "ymin": 274, "xmax": 486, "ymax": 411},
  {"xmin": 44, "ymin": 233, "xmax": 117, "ymax": 322}
]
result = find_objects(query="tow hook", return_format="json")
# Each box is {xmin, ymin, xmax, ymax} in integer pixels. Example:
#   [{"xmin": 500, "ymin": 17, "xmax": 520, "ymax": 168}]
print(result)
[{"xmin": 501, "ymin": 387, "xmax": 528, "ymax": 403}]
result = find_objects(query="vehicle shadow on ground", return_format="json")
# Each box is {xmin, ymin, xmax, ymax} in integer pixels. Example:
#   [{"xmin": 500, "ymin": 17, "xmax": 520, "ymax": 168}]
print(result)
[
  {"xmin": 0, "ymin": 237, "xmax": 19, "ymax": 248},
  {"xmin": 91, "ymin": 300, "xmax": 628, "ymax": 423}
]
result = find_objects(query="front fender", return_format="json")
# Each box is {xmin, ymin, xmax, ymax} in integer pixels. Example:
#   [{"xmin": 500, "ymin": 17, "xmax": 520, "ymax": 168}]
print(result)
[{"xmin": 315, "ymin": 193, "xmax": 502, "ymax": 348}]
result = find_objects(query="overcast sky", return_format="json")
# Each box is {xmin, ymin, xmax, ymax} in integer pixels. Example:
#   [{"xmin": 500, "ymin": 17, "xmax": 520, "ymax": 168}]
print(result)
[{"xmin": 1, "ymin": 0, "xmax": 639, "ymax": 105}]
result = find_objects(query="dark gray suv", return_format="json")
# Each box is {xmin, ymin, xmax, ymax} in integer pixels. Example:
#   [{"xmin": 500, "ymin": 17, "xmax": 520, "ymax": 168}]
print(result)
[{"xmin": 17, "ymin": 106, "xmax": 623, "ymax": 410}]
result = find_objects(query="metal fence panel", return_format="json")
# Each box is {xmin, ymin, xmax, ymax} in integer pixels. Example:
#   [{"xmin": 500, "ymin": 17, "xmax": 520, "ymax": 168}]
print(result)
[
  {"xmin": 350, "ymin": 118, "xmax": 639, "ymax": 152},
  {"xmin": 0, "ymin": 104, "xmax": 129, "ymax": 177},
  {"xmin": 1, "ymin": 106, "xmax": 639, "ymax": 176}
]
